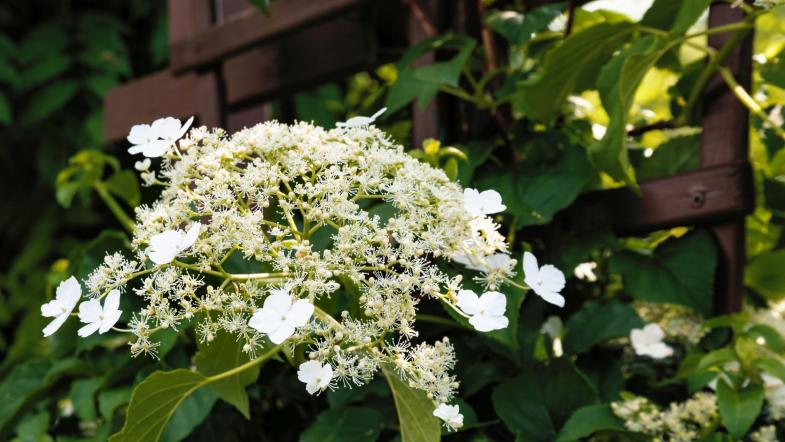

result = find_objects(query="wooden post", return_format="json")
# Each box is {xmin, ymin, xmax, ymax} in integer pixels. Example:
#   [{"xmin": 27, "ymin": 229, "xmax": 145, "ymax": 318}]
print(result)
[
  {"xmin": 408, "ymin": 0, "xmax": 440, "ymax": 147},
  {"xmin": 699, "ymin": 3, "xmax": 754, "ymax": 313}
]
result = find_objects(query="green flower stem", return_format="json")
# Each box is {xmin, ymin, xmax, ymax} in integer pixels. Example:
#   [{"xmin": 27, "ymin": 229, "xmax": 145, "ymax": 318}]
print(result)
[
  {"xmin": 205, "ymin": 344, "xmax": 282, "ymax": 383},
  {"xmin": 718, "ymin": 66, "xmax": 785, "ymax": 140},
  {"xmin": 93, "ymin": 181, "xmax": 136, "ymax": 233},
  {"xmin": 416, "ymin": 314, "xmax": 469, "ymax": 329}
]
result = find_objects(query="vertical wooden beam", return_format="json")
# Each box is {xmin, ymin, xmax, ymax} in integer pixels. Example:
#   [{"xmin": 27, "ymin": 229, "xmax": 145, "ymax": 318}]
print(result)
[
  {"xmin": 408, "ymin": 0, "xmax": 439, "ymax": 147},
  {"xmin": 699, "ymin": 3, "xmax": 754, "ymax": 313},
  {"xmin": 168, "ymin": 0, "xmax": 223, "ymax": 128}
]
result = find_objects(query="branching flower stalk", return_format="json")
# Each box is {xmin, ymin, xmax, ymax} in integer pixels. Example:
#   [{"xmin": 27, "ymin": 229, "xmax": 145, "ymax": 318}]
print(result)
[{"xmin": 41, "ymin": 115, "xmax": 566, "ymax": 430}]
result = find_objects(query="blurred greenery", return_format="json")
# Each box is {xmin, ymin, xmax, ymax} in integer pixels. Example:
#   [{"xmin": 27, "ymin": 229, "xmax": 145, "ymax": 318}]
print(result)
[{"xmin": 3, "ymin": 0, "xmax": 785, "ymax": 440}]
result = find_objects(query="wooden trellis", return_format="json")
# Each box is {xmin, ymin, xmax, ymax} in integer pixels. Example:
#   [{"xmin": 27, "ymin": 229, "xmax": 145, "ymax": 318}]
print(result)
[{"xmin": 104, "ymin": 0, "xmax": 754, "ymax": 314}]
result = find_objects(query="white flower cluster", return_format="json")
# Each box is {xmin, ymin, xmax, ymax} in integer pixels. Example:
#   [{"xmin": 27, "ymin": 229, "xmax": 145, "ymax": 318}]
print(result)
[
  {"xmin": 41, "ymin": 115, "xmax": 567, "ymax": 430},
  {"xmin": 611, "ymin": 393, "xmax": 718, "ymax": 440}
]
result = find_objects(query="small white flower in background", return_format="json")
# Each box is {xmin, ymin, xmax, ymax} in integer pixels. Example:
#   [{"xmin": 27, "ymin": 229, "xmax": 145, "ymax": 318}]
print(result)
[
  {"xmin": 336, "ymin": 107, "xmax": 387, "ymax": 128},
  {"xmin": 127, "ymin": 116, "xmax": 194, "ymax": 158},
  {"xmin": 41, "ymin": 276, "xmax": 81, "ymax": 337},
  {"xmin": 433, "ymin": 403, "xmax": 464, "ymax": 430},
  {"xmin": 523, "ymin": 252, "xmax": 566, "ymax": 307},
  {"xmin": 134, "ymin": 159, "xmax": 151, "ymax": 171},
  {"xmin": 463, "ymin": 188, "xmax": 506, "ymax": 217},
  {"xmin": 541, "ymin": 316, "xmax": 564, "ymax": 357},
  {"xmin": 147, "ymin": 223, "xmax": 201, "ymax": 265},
  {"xmin": 248, "ymin": 289, "xmax": 314, "ymax": 344},
  {"xmin": 762, "ymin": 372, "xmax": 785, "ymax": 411},
  {"xmin": 456, "ymin": 289, "xmax": 508, "ymax": 332},
  {"xmin": 574, "ymin": 261, "xmax": 597, "ymax": 282},
  {"xmin": 453, "ymin": 252, "xmax": 514, "ymax": 274},
  {"xmin": 297, "ymin": 360, "xmax": 333, "ymax": 394},
  {"xmin": 630, "ymin": 323, "xmax": 673, "ymax": 359},
  {"xmin": 77, "ymin": 289, "xmax": 122, "ymax": 337}
]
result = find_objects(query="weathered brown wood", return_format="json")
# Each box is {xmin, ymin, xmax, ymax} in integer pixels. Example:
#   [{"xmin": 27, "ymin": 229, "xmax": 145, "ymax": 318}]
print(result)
[
  {"xmin": 215, "ymin": 0, "xmax": 253, "ymax": 23},
  {"xmin": 567, "ymin": 163, "xmax": 753, "ymax": 235},
  {"xmin": 700, "ymin": 4, "xmax": 753, "ymax": 313},
  {"xmin": 170, "ymin": 0, "xmax": 369, "ymax": 72},
  {"xmin": 104, "ymin": 71, "xmax": 204, "ymax": 142},
  {"xmin": 222, "ymin": 14, "xmax": 375, "ymax": 107},
  {"xmin": 409, "ymin": 0, "xmax": 439, "ymax": 148},
  {"xmin": 169, "ymin": 0, "xmax": 213, "ymax": 44}
]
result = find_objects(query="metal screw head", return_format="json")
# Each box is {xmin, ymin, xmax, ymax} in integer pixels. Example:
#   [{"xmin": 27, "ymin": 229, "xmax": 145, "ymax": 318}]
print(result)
[{"xmin": 689, "ymin": 186, "xmax": 707, "ymax": 208}]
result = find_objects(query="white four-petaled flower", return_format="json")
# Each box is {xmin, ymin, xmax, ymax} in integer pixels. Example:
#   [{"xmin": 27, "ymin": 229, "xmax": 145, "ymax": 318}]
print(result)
[
  {"xmin": 77, "ymin": 289, "xmax": 122, "ymax": 337},
  {"xmin": 630, "ymin": 323, "xmax": 673, "ymax": 359},
  {"xmin": 336, "ymin": 107, "xmax": 387, "ymax": 128},
  {"xmin": 127, "ymin": 116, "xmax": 194, "ymax": 158},
  {"xmin": 463, "ymin": 188, "xmax": 506, "ymax": 217},
  {"xmin": 523, "ymin": 252, "xmax": 566, "ymax": 307},
  {"xmin": 456, "ymin": 289, "xmax": 508, "ymax": 332},
  {"xmin": 433, "ymin": 403, "xmax": 464, "ymax": 429},
  {"xmin": 41, "ymin": 276, "xmax": 81, "ymax": 337},
  {"xmin": 247, "ymin": 289, "xmax": 314, "ymax": 344},
  {"xmin": 297, "ymin": 360, "xmax": 333, "ymax": 394},
  {"xmin": 147, "ymin": 223, "xmax": 201, "ymax": 265}
]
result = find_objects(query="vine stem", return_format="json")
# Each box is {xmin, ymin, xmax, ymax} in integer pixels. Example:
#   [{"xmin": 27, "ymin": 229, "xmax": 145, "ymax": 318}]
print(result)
[
  {"xmin": 206, "ymin": 344, "xmax": 281, "ymax": 383},
  {"xmin": 93, "ymin": 181, "xmax": 136, "ymax": 233},
  {"xmin": 718, "ymin": 66, "xmax": 785, "ymax": 140}
]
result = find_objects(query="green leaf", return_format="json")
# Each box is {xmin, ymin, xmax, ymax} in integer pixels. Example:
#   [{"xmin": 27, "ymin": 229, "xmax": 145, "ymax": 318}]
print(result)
[
  {"xmin": 761, "ymin": 49, "xmax": 785, "ymax": 90},
  {"xmin": 70, "ymin": 378, "xmax": 103, "ymax": 421},
  {"xmin": 98, "ymin": 387, "xmax": 132, "ymax": 419},
  {"xmin": 381, "ymin": 365, "xmax": 440, "ymax": 442},
  {"xmin": 160, "ymin": 387, "xmax": 217, "ymax": 442},
  {"xmin": 555, "ymin": 404, "xmax": 625, "ymax": 442},
  {"xmin": 248, "ymin": 0, "xmax": 271, "ymax": 14},
  {"xmin": 492, "ymin": 359, "xmax": 598, "ymax": 441},
  {"xmin": 194, "ymin": 331, "xmax": 260, "ymax": 419},
  {"xmin": 638, "ymin": 133, "xmax": 700, "ymax": 181},
  {"xmin": 478, "ymin": 146, "xmax": 591, "ymax": 228},
  {"xmin": 103, "ymin": 170, "xmax": 141, "ymax": 207},
  {"xmin": 591, "ymin": 35, "xmax": 670, "ymax": 188},
  {"xmin": 610, "ymin": 229, "xmax": 717, "ymax": 316},
  {"xmin": 747, "ymin": 324, "xmax": 785, "ymax": 353},
  {"xmin": 696, "ymin": 348, "xmax": 737, "ymax": 372},
  {"xmin": 641, "ymin": 0, "xmax": 713, "ymax": 35},
  {"xmin": 485, "ymin": 5, "xmax": 564, "ymax": 45},
  {"xmin": 763, "ymin": 178, "xmax": 785, "ymax": 213},
  {"xmin": 17, "ymin": 54, "xmax": 71, "ymax": 92},
  {"xmin": 563, "ymin": 301, "xmax": 644, "ymax": 354},
  {"xmin": 108, "ymin": 369, "xmax": 207, "ymax": 442},
  {"xmin": 757, "ymin": 356, "xmax": 785, "ymax": 384},
  {"xmin": 19, "ymin": 80, "xmax": 79, "ymax": 126},
  {"xmin": 716, "ymin": 379, "xmax": 764, "ymax": 439},
  {"xmin": 300, "ymin": 406, "xmax": 385, "ymax": 442},
  {"xmin": 517, "ymin": 22, "xmax": 634, "ymax": 121},
  {"xmin": 746, "ymin": 249, "xmax": 785, "ymax": 300}
]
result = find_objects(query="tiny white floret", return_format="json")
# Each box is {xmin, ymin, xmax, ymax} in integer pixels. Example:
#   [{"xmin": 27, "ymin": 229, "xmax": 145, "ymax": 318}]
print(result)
[
  {"xmin": 573, "ymin": 261, "xmax": 597, "ymax": 282},
  {"xmin": 77, "ymin": 289, "xmax": 122, "ymax": 337},
  {"xmin": 456, "ymin": 289, "xmax": 508, "ymax": 332},
  {"xmin": 297, "ymin": 360, "xmax": 333, "ymax": 394},
  {"xmin": 41, "ymin": 276, "xmax": 81, "ymax": 337},
  {"xmin": 134, "ymin": 159, "xmax": 151, "ymax": 171},
  {"xmin": 523, "ymin": 252, "xmax": 566, "ymax": 307},
  {"xmin": 463, "ymin": 188, "xmax": 506, "ymax": 217},
  {"xmin": 127, "ymin": 116, "xmax": 194, "ymax": 158},
  {"xmin": 336, "ymin": 107, "xmax": 387, "ymax": 128},
  {"xmin": 433, "ymin": 403, "xmax": 464, "ymax": 429},
  {"xmin": 248, "ymin": 289, "xmax": 314, "ymax": 344},
  {"xmin": 147, "ymin": 223, "xmax": 201, "ymax": 265},
  {"xmin": 630, "ymin": 323, "xmax": 673, "ymax": 359}
]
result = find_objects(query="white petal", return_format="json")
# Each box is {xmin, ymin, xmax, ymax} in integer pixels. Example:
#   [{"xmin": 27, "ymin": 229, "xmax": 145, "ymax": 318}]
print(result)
[
  {"xmin": 148, "ymin": 248, "xmax": 178, "ymax": 265},
  {"xmin": 536, "ymin": 289, "xmax": 565, "ymax": 308},
  {"xmin": 541, "ymin": 316, "xmax": 563, "ymax": 338},
  {"xmin": 642, "ymin": 323, "xmax": 666, "ymax": 342},
  {"xmin": 42, "ymin": 314, "xmax": 69, "ymax": 337},
  {"xmin": 268, "ymin": 323, "xmax": 295, "ymax": 344},
  {"xmin": 285, "ymin": 299, "xmax": 314, "ymax": 328},
  {"xmin": 463, "ymin": 188, "xmax": 483, "ymax": 216},
  {"xmin": 78, "ymin": 300, "xmax": 103, "ymax": 323},
  {"xmin": 305, "ymin": 381, "xmax": 320, "ymax": 395},
  {"xmin": 263, "ymin": 291, "xmax": 293, "ymax": 315},
  {"xmin": 643, "ymin": 343, "xmax": 673, "ymax": 359},
  {"xmin": 317, "ymin": 365, "xmax": 334, "ymax": 388},
  {"xmin": 456, "ymin": 290, "xmax": 480, "ymax": 316},
  {"xmin": 41, "ymin": 299, "xmax": 64, "ymax": 318},
  {"xmin": 176, "ymin": 116, "xmax": 194, "ymax": 140},
  {"xmin": 77, "ymin": 321, "xmax": 102, "ymax": 337},
  {"xmin": 99, "ymin": 309, "xmax": 122, "ymax": 334},
  {"xmin": 478, "ymin": 190, "xmax": 506, "ymax": 214},
  {"xmin": 297, "ymin": 360, "xmax": 323, "ymax": 383},
  {"xmin": 522, "ymin": 252, "xmax": 539, "ymax": 280},
  {"xmin": 56, "ymin": 276, "xmax": 82, "ymax": 308},
  {"xmin": 140, "ymin": 139, "xmax": 172, "ymax": 158},
  {"xmin": 469, "ymin": 314, "xmax": 508, "ymax": 332},
  {"xmin": 179, "ymin": 223, "xmax": 201, "ymax": 251},
  {"xmin": 152, "ymin": 117, "xmax": 182, "ymax": 140},
  {"xmin": 248, "ymin": 309, "xmax": 284, "ymax": 334},
  {"xmin": 369, "ymin": 107, "xmax": 387, "ymax": 121},
  {"xmin": 127, "ymin": 124, "xmax": 154, "ymax": 144},
  {"xmin": 104, "ymin": 290, "xmax": 121, "ymax": 315},
  {"xmin": 478, "ymin": 291, "xmax": 507, "ymax": 316},
  {"xmin": 539, "ymin": 265, "xmax": 566, "ymax": 293}
]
